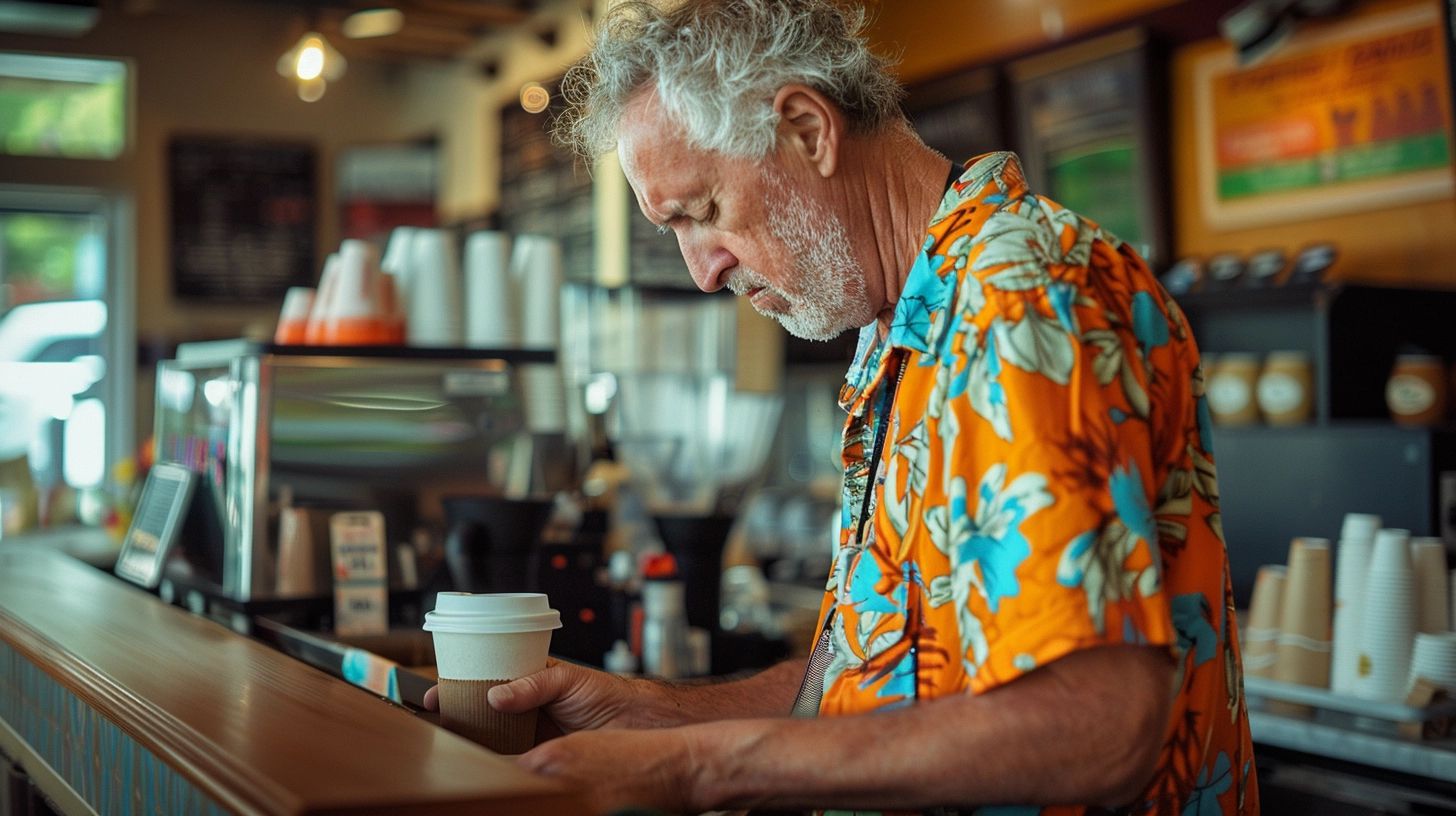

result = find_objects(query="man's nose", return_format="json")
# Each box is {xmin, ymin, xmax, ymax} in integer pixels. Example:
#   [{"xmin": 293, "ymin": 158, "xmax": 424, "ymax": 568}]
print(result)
[{"xmin": 679, "ymin": 236, "xmax": 735, "ymax": 293}]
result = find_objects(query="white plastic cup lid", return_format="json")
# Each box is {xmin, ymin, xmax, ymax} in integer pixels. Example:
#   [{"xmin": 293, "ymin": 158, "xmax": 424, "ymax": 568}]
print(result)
[{"xmin": 423, "ymin": 592, "xmax": 562, "ymax": 634}]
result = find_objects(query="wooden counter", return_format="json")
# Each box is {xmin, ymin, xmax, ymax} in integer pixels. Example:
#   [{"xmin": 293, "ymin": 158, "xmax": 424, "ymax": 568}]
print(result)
[{"xmin": 0, "ymin": 545, "xmax": 588, "ymax": 815}]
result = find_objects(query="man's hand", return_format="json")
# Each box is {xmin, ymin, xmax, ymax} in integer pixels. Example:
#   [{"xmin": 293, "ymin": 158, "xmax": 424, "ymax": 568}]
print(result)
[
  {"xmin": 424, "ymin": 658, "xmax": 807, "ymax": 734},
  {"xmin": 422, "ymin": 659, "xmax": 673, "ymax": 734},
  {"xmin": 516, "ymin": 727, "xmax": 707, "ymax": 815}
]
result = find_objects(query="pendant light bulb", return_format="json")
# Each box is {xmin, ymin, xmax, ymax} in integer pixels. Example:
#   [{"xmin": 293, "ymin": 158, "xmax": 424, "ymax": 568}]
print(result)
[
  {"xmin": 278, "ymin": 31, "xmax": 346, "ymax": 84},
  {"xmin": 296, "ymin": 37, "xmax": 325, "ymax": 80}
]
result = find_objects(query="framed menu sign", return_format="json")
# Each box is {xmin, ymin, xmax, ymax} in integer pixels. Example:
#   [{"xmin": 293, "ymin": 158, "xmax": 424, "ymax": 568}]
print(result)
[
  {"xmin": 169, "ymin": 137, "xmax": 317, "ymax": 302},
  {"xmin": 1191, "ymin": 3, "xmax": 1453, "ymax": 228},
  {"xmin": 115, "ymin": 463, "xmax": 196, "ymax": 590}
]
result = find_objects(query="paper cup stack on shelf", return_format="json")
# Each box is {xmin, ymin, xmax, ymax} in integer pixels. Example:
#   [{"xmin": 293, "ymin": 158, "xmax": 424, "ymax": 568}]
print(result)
[
  {"xmin": 1413, "ymin": 537, "xmax": 1450, "ymax": 634},
  {"xmin": 401, "ymin": 229, "xmax": 465, "ymax": 347},
  {"xmin": 1330, "ymin": 513, "xmax": 1379, "ymax": 694},
  {"xmin": 1271, "ymin": 538, "xmax": 1331, "ymax": 714},
  {"xmin": 1250, "ymin": 513, "xmax": 1456, "ymax": 712},
  {"xmin": 1243, "ymin": 565, "xmax": 1285, "ymax": 679},
  {"xmin": 462, "ymin": 231, "xmax": 517, "ymax": 349},
  {"xmin": 513, "ymin": 235, "xmax": 566, "ymax": 436},
  {"xmin": 1352, "ymin": 528, "xmax": 1417, "ymax": 702},
  {"xmin": 285, "ymin": 240, "xmax": 403, "ymax": 346}
]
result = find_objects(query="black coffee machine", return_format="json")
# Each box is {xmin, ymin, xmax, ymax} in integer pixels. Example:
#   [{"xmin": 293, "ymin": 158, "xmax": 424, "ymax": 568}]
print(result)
[{"xmin": 441, "ymin": 495, "xmax": 613, "ymax": 665}]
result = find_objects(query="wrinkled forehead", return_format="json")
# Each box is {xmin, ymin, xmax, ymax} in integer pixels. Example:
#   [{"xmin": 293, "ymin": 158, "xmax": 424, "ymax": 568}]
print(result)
[{"xmin": 615, "ymin": 90, "xmax": 677, "ymax": 176}]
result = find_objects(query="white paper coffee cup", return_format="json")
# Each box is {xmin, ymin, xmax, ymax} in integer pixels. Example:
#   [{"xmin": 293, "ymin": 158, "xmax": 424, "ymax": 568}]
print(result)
[{"xmin": 423, "ymin": 592, "xmax": 561, "ymax": 753}]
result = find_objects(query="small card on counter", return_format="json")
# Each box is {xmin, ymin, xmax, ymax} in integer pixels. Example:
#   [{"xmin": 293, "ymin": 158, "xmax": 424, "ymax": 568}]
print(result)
[{"xmin": 330, "ymin": 511, "xmax": 388, "ymax": 637}]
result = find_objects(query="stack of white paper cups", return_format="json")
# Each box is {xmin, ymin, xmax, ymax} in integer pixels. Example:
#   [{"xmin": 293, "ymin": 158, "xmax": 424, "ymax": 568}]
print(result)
[
  {"xmin": 511, "ymin": 234, "xmax": 562, "ymax": 351},
  {"xmin": 1413, "ymin": 537, "xmax": 1449, "ymax": 634},
  {"xmin": 1354, "ymin": 528, "xmax": 1416, "ymax": 701},
  {"xmin": 1243, "ymin": 565, "xmax": 1285, "ymax": 678},
  {"xmin": 463, "ymin": 231, "xmax": 516, "ymax": 348},
  {"xmin": 511, "ymin": 234, "xmax": 566, "ymax": 433},
  {"xmin": 1331, "ymin": 513, "xmax": 1379, "ymax": 694},
  {"xmin": 423, "ymin": 592, "xmax": 561, "ymax": 754},
  {"xmin": 1408, "ymin": 632, "xmax": 1456, "ymax": 694},
  {"xmin": 407, "ymin": 229, "xmax": 464, "ymax": 347},
  {"xmin": 1273, "ymin": 538, "xmax": 1332, "ymax": 695}
]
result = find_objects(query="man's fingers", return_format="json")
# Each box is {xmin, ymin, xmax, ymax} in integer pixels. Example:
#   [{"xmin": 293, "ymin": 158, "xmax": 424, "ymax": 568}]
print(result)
[
  {"xmin": 489, "ymin": 664, "xmax": 571, "ymax": 713},
  {"xmin": 422, "ymin": 684, "xmax": 439, "ymax": 711}
]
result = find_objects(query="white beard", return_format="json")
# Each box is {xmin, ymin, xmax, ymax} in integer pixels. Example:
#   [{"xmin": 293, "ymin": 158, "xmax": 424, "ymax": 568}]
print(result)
[{"xmin": 725, "ymin": 173, "xmax": 874, "ymax": 341}]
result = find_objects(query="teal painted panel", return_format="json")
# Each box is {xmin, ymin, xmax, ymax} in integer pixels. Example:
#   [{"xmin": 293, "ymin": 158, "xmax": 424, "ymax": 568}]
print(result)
[{"xmin": 0, "ymin": 641, "xmax": 229, "ymax": 815}]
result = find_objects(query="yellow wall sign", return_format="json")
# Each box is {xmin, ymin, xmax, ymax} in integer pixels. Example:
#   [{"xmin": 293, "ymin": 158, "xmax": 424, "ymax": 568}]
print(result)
[{"xmin": 1193, "ymin": 3, "xmax": 1454, "ymax": 228}]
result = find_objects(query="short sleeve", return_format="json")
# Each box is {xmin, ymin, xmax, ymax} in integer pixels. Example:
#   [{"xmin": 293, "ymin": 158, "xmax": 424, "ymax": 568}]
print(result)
[{"xmin": 935, "ymin": 271, "xmax": 1180, "ymax": 694}]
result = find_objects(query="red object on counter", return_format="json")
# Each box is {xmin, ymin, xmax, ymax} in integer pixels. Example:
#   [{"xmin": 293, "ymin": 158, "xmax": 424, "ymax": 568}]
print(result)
[{"xmin": 642, "ymin": 552, "xmax": 679, "ymax": 580}]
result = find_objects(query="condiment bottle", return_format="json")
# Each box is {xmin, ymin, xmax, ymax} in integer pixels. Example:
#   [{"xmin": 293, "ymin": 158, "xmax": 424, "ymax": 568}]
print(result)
[
  {"xmin": 640, "ymin": 553, "xmax": 688, "ymax": 680},
  {"xmin": 1387, "ymin": 354, "xmax": 1446, "ymax": 427},
  {"xmin": 1208, "ymin": 353, "xmax": 1261, "ymax": 426},
  {"xmin": 1257, "ymin": 351, "xmax": 1314, "ymax": 426}
]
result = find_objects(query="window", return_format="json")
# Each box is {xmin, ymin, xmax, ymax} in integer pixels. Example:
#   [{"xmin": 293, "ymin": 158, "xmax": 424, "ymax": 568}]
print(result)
[
  {"xmin": 0, "ymin": 52, "xmax": 128, "ymax": 159},
  {"xmin": 0, "ymin": 189, "xmax": 131, "ymax": 523}
]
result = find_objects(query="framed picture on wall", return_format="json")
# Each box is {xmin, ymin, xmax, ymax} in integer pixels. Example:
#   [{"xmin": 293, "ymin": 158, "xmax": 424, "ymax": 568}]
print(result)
[
  {"xmin": 1010, "ymin": 30, "xmax": 1168, "ymax": 269},
  {"xmin": 903, "ymin": 67, "xmax": 1005, "ymax": 167},
  {"xmin": 1191, "ymin": 3, "xmax": 1453, "ymax": 229},
  {"xmin": 169, "ymin": 137, "xmax": 317, "ymax": 302}
]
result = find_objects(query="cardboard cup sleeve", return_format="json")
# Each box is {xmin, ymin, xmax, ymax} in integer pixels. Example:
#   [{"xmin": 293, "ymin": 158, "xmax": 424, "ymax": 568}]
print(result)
[{"xmin": 438, "ymin": 678, "xmax": 537, "ymax": 754}]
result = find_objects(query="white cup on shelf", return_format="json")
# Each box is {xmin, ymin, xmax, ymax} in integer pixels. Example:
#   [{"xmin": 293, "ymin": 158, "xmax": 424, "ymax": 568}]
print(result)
[
  {"xmin": 407, "ymin": 229, "xmax": 464, "ymax": 347},
  {"xmin": 463, "ymin": 231, "xmax": 516, "ymax": 349},
  {"xmin": 1352, "ymin": 528, "xmax": 1416, "ymax": 702},
  {"xmin": 1331, "ymin": 532, "xmax": 1374, "ymax": 694},
  {"xmin": 511, "ymin": 234, "xmax": 562, "ymax": 351},
  {"xmin": 1408, "ymin": 632, "xmax": 1456, "ymax": 694}
]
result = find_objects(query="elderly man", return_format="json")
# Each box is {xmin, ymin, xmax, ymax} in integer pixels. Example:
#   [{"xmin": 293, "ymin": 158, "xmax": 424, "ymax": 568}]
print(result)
[{"xmin": 426, "ymin": 1, "xmax": 1257, "ymax": 813}]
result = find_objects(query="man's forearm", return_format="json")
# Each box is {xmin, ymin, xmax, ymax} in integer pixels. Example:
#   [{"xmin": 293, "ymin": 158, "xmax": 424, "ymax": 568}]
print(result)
[
  {"xmin": 683, "ymin": 645, "xmax": 1172, "ymax": 811},
  {"xmin": 640, "ymin": 658, "xmax": 807, "ymax": 727}
]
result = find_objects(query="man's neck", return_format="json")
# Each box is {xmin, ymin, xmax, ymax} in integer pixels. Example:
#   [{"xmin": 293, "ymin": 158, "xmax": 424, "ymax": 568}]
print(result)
[{"xmin": 840, "ymin": 127, "xmax": 955, "ymax": 338}]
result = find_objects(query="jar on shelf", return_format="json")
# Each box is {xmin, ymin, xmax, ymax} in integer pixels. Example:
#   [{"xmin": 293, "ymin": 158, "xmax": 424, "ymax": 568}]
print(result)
[
  {"xmin": 1386, "ymin": 354, "xmax": 1447, "ymax": 426},
  {"xmin": 1257, "ymin": 351, "xmax": 1314, "ymax": 426},
  {"xmin": 1207, "ymin": 353, "xmax": 1261, "ymax": 426}
]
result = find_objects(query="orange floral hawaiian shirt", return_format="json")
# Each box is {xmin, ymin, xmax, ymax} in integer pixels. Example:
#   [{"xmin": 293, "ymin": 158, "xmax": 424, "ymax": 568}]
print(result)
[{"xmin": 810, "ymin": 152, "xmax": 1257, "ymax": 814}]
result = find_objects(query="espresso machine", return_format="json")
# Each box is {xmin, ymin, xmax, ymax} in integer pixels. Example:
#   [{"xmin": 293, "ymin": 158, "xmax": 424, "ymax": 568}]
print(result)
[{"xmin": 152, "ymin": 340, "xmax": 552, "ymax": 617}]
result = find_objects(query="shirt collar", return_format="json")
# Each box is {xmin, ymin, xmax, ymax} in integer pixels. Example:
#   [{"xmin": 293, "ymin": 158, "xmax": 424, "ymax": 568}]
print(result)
[{"xmin": 839, "ymin": 151, "xmax": 1029, "ymax": 410}]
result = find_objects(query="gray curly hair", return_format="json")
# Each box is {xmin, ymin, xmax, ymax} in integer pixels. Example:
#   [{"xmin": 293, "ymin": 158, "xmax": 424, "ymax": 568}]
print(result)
[{"xmin": 555, "ymin": 0, "xmax": 905, "ymax": 161}]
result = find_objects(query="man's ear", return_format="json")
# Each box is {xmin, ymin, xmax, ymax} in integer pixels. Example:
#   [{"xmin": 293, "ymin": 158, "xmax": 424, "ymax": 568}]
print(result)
[{"xmin": 773, "ymin": 84, "xmax": 842, "ymax": 178}]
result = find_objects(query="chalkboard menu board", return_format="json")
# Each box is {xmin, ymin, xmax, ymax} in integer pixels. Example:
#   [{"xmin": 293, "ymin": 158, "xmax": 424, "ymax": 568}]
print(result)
[{"xmin": 169, "ymin": 137, "xmax": 318, "ymax": 302}]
